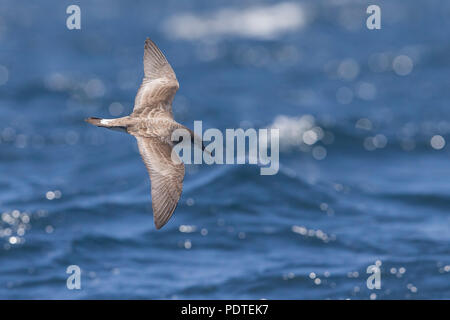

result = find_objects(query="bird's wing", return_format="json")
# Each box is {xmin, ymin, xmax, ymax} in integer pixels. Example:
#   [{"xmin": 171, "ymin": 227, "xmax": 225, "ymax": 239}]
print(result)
[
  {"xmin": 132, "ymin": 38, "xmax": 179, "ymax": 119},
  {"xmin": 136, "ymin": 136, "xmax": 185, "ymax": 229}
]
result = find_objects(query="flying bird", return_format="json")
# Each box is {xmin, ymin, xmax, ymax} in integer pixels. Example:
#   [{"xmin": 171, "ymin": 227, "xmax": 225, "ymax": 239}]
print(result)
[{"xmin": 86, "ymin": 38, "xmax": 200, "ymax": 229}]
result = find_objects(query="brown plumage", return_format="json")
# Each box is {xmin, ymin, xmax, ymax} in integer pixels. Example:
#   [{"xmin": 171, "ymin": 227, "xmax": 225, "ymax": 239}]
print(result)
[{"xmin": 85, "ymin": 38, "xmax": 192, "ymax": 230}]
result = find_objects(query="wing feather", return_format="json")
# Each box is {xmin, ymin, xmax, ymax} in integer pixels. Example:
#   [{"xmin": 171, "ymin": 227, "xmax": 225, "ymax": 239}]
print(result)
[
  {"xmin": 133, "ymin": 38, "xmax": 179, "ymax": 119},
  {"xmin": 136, "ymin": 136, "xmax": 185, "ymax": 229}
]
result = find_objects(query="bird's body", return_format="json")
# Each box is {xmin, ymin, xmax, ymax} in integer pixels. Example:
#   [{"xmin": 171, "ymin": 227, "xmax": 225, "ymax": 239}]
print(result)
[
  {"xmin": 90, "ymin": 116, "xmax": 185, "ymax": 142},
  {"xmin": 86, "ymin": 38, "xmax": 192, "ymax": 229}
]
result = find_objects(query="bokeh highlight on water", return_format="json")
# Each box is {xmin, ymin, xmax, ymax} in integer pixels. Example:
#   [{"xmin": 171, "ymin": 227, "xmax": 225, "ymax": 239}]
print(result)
[{"xmin": 0, "ymin": 0, "xmax": 449, "ymax": 299}]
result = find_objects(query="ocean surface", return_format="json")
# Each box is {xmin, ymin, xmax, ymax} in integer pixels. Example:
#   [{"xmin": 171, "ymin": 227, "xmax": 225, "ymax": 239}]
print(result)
[{"xmin": 0, "ymin": 0, "xmax": 449, "ymax": 299}]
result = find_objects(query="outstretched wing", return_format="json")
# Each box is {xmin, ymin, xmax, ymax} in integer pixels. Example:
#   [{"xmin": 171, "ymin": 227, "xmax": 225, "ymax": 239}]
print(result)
[
  {"xmin": 136, "ymin": 136, "xmax": 185, "ymax": 229},
  {"xmin": 133, "ymin": 38, "xmax": 179, "ymax": 119}
]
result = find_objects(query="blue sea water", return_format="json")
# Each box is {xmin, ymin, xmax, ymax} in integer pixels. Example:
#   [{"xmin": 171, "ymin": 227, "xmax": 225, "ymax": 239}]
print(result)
[{"xmin": 0, "ymin": 0, "xmax": 449, "ymax": 299}]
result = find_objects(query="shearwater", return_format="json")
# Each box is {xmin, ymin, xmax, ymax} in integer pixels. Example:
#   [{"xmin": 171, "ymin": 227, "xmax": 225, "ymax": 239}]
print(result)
[{"xmin": 86, "ymin": 38, "xmax": 203, "ymax": 230}]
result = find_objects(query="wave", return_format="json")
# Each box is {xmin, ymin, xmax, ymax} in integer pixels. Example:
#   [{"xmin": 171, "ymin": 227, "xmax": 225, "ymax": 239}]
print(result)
[{"xmin": 164, "ymin": 3, "xmax": 308, "ymax": 40}]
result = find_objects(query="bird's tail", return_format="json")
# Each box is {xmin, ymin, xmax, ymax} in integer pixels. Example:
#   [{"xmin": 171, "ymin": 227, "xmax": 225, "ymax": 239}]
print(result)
[
  {"xmin": 85, "ymin": 117, "xmax": 104, "ymax": 127},
  {"xmin": 85, "ymin": 117, "xmax": 127, "ymax": 132}
]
